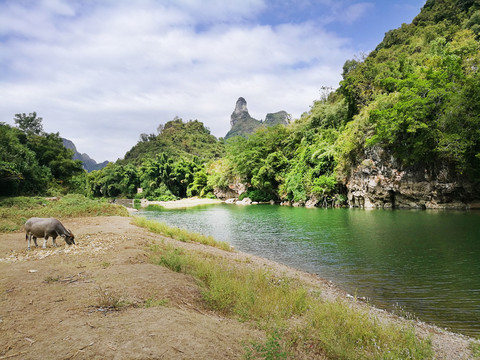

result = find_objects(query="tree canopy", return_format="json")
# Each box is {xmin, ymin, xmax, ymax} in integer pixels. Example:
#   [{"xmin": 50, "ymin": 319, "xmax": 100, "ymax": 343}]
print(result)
[
  {"xmin": 0, "ymin": 115, "xmax": 83, "ymax": 196},
  {"xmin": 121, "ymin": 117, "xmax": 224, "ymax": 165}
]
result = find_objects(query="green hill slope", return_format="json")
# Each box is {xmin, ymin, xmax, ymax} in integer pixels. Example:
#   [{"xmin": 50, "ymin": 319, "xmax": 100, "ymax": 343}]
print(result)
[
  {"xmin": 121, "ymin": 118, "xmax": 224, "ymax": 165},
  {"xmin": 338, "ymin": 0, "xmax": 480, "ymax": 179},
  {"xmin": 216, "ymin": 0, "xmax": 480, "ymax": 207}
]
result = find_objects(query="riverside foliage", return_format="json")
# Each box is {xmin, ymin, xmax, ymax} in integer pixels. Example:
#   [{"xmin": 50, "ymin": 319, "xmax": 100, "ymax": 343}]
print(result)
[
  {"xmin": 73, "ymin": 1, "xmax": 480, "ymax": 203},
  {"xmin": 2, "ymin": 1, "xmax": 479, "ymax": 202}
]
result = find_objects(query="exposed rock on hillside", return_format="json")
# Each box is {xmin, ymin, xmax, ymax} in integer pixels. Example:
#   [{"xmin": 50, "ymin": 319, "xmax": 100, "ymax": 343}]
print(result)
[
  {"xmin": 225, "ymin": 97, "xmax": 289, "ymax": 139},
  {"xmin": 213, "ymin": 180, "xmax": 246, "ymax": 200},
  {"xmin": 230, "ymin": 97, "xmax": 251, "ymax": 127},
  {"xmin": 264, "ymin": 111, "xmax": 289, "ymax": 126},
  {"xmin": 62, "ymin": 138, "xmax": 109, "ymax": 172},
  {"xmin": 346, "ymin": 147, "xmax": 479, "ymax": 209}
]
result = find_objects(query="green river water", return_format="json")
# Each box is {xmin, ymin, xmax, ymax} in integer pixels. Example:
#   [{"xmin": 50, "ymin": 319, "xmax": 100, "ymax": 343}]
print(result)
[{"xmin": 139, "ymin": 204, "xmax": 480, "ymax": 336}]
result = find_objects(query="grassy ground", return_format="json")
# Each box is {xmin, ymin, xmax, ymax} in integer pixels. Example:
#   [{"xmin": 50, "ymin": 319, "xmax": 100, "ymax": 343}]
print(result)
[
  {"xmin": 0, "ymin": 194, "xmax": 129, "ymax": 232},
  {"xmin": 147, "ymin": 235, "xmax": 434, "ymax": 359},
  {"xmin": 132, "ymin": 216, "xmax": 232, "ymax": 251}
]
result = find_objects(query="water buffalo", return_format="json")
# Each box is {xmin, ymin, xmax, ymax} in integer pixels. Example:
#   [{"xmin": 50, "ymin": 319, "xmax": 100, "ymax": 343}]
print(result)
[{"xmin": 24, "ymin": 217, "xmax": 75, "ymax": 250}]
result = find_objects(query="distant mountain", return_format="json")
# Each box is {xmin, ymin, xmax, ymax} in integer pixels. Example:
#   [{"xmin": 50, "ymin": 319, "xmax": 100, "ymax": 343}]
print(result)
[
  {"xmin": 62, "ymin": 138, "xmax": 109, "ymax": 172},
  {"xmin": 225, "ymin": 97, "xmax": 289, "ymax": 139}
]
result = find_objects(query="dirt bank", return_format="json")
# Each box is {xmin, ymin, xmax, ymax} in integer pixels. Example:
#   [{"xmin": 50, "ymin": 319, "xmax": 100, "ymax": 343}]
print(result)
[{"xmin": 0, "ymin": 216, "xmax": 476, "ymax": 359}]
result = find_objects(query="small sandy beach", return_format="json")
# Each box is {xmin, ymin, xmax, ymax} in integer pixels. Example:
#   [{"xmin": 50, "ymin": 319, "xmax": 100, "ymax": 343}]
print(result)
[{"xmin": 141, "ymin": 197, "xmax": 224, "ymax": 209}]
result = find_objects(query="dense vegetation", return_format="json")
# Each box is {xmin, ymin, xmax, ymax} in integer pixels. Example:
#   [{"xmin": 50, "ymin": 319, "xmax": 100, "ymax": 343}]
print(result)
[
  {"xmin": 217, "ymin": 0, "xmax": 480, "ymax": 203},
  {"xmin": 2, "ymin": 0, "xmax": 479, "ymax": 204},
  {"xmin": 338, "ymin": 0, "xmax": 480, "ymax": 179},
  {"xmin": 87, "ymin": 118, "xmax": 222, "ymax": 200},
  {"xmin": 121, "ymin": 117, "xmax": 224, "ymax": 165},
  {"xmin": 0, "ymin": 113, "xmax": 84, "ymax": 196},
  {"xmin": 88, "ymin": 0, "xmax": 479, "ymax": 204}
]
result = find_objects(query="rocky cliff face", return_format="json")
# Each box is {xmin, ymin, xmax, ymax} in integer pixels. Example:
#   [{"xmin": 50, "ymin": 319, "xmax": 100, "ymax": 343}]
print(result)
[
  {"xmin": 264, "ymin": 111, "xmax": 289, "ymax": 126},
  {"xmin": 346, "ymin": 147, "xmax": 479, "ymax": 209},
  {"xmin": 225, "ymin": 97, "xmax": 289, "ymax": 139},
  {"xmin": 213, "ymin": 181, "xmax": 247, "ymax": 200},
  {"xmin": 230, "ymin": 97, "xmax": 251, "ymax": 127},
  {"xmin": 62, "ymin": 138, "xmax": 109, "ymax": 172}
]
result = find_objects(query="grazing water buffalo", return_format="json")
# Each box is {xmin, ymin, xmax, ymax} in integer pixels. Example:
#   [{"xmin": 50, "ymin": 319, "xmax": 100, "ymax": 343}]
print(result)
[{"xmin": 24, "ymin": 217, "xmax": 75, "ymax": 250}]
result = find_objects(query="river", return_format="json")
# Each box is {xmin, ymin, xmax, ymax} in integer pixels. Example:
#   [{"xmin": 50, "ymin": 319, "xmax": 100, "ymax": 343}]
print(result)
[{"xmin": 138, "ymin": 204, "xmax": 480, "ymax": 336}]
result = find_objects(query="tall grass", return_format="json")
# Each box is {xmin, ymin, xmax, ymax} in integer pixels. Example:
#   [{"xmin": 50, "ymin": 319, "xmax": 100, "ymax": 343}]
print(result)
[
  {"xmin": 148, "ymin": 242, "xmax": 433, "ymax": 359},
  {"xmin": 132, "ymin": 216, "xmax": 232, "ymax": 251},
  {"xmin": 296, "ymin": 300, "xmax": 432, "ymax": 359},
  {"xmin": 470, "ymin": 341, "xmax": 480, "ymax": 358},
  {"xmin": 150, "ymin": 245, "xmax": 307, "ymax": 322},
  {"xmin": 0, "ymin": 194, "xmax": 129, "ymax": 232}
]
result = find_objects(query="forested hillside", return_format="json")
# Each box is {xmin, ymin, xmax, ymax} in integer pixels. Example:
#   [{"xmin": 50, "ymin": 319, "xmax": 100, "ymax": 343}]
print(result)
[
  {"xmin": 213, "ymin": 0, "xmax": 480, "ymax": 207},
  {"xmin": 335, "ymin": 0, "xmax": 480, "ymax": 207},
  {"xmin": 121, "ymin": 117, "xmax": 224, "ymax": 165},
  {"xmin": 3, "ymin": 0, "xmax": 479, "ymax": 207},
  {"xmin": 86, "ymin": 118, "xmax": 224, "ymax": 199},
  {"xmin": 339, "ymin": 0, "xmax": 480, "ymax": 177}
]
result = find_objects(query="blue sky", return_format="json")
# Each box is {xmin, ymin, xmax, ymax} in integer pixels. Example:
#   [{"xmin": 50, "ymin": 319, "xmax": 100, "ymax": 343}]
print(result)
[{"xmin": 0, "ymin": 0, "xmax": 426, "ymax": 162}]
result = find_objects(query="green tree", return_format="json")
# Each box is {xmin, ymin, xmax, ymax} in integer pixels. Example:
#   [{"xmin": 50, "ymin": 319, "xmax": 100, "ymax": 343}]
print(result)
[
  {"xmin": 0, "ymin": 123, "xmax": 50, "ymax": 195},
  {"xmin": 437, "ymin": 72, "xmax": 480, "ymax": 176},
  {"xmin": 122, "ymin": 118, "xmax": 224, "ymax": 165},
  {"xmin": 14, "ymin": 112, "xmax": 44, "ymax": 136},
  {"xmin": 27, "ymin": 132, "xmax": 83, "ymax": 181},
  {"xmin": 87, "ymin": 163, "xmax": 139, "ymax": 198}
]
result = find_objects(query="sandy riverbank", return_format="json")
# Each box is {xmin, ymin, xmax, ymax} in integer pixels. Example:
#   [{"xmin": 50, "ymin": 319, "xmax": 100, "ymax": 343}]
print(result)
[
  {"xmin": 0, "ymin": 216, "xmax": 477, "ymax": 359},
  {"xmin": 141, "ymin": 197, "xmax": 223, "ymax": 209}
]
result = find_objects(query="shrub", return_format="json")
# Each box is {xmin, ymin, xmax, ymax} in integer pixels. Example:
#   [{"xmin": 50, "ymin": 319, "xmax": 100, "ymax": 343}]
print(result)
[{"xmin": 239, "ymin": 189, "xmax": 275, "ymax": 202}]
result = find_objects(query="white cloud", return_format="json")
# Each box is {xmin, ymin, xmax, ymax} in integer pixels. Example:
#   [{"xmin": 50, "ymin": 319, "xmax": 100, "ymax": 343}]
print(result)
[
  {"xmin": 167, "ymin": 0, "xmax": 266, "ymax": 23},
  {"xmin": 342, "ymin": 2, "xmax": 375, "ymax": 24},
  {"xmin": 41, "ymin": 0, "xmax": 76, "ymax": 16},
  {"xmin": 0, "ymin": 0, "xmax": 355, "ymax": 161}
]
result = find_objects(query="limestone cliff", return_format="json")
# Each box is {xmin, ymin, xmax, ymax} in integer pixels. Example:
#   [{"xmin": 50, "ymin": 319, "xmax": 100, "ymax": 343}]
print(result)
[
  {"xmin": 225, "ymin": 97, "xmax": 289, "ymax": 139},
  {"xmin": 264, "ymin": 111, "xmax": 289, "ymax": 126},
  {"xmin": 346, "ymin": 147, "xmax": 479, "ymax": 209},
  {"xmin": 229, "ymin": 97, "xmax": 251, "ymax": 127}
]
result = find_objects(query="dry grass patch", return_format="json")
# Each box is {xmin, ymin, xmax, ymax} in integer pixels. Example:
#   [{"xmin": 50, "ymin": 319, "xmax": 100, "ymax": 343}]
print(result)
[{"xmin": 94, "ymin": 287, "xmax": 130, "ymax": 311}]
